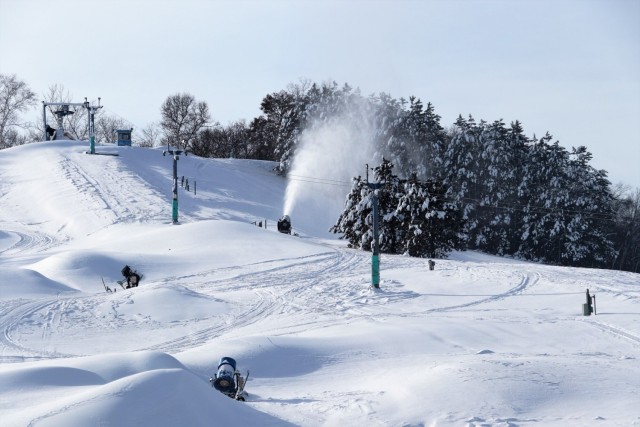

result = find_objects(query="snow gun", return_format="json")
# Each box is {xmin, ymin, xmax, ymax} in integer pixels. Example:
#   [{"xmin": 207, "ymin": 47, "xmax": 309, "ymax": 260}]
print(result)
[
  {"xmin": 210, "ymin": 357, "xmax": 249, "ymax": 401},
  {"xmin": 277, "ymin": 215, "xmax": 292, "ymax": 234}
]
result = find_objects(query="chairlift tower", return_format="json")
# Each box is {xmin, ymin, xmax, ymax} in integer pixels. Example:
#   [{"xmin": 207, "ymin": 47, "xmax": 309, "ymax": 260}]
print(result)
[
  {"xmin": 42, "ymin": 101, "xmax": 86, "ymax": 140},
  {"xmin": 43, "ymin": 98, "xmax": 102, "ymax": 142}
]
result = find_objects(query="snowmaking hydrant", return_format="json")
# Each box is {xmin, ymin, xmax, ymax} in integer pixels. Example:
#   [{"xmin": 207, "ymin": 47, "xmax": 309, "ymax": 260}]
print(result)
[{"xmin": 210, "ymin": 357, "xmax": 249, "ymax": 401}]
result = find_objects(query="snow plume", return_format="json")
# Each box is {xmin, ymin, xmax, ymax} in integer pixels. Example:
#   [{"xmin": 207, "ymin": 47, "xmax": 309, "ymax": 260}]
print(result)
[{"xmin": 283, "ymin": 106, "xmax": 377, "ymax": 236}]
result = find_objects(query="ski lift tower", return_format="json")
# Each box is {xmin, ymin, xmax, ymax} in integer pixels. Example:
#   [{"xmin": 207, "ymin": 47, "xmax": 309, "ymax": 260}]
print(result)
[{"xmin": 42, "ymin": 101, "xmax": 87, "ymax": 140}]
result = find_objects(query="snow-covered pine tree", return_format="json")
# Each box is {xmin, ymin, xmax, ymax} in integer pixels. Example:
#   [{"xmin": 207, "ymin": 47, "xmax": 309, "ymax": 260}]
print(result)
[
  {"xmin": 466, "ymin": 119, "xmax": 528, "ymax": 256},
  {"xmin": 372, "ymin": 159, "xmax": 404, "ymax": 254},
  {"xmin": 385, "ymin": 96, "xmax": 423, "ymax": 179},
  {"xmin": 422, "ymin": 102, "xmax": 449, "ymax": 182},
  {"xmin": 396, "ymin": 173, "xmax": 464, "ymax": 258},
  {"xmin": 330, "ymin": 176, "xmax": 373, "ymax": 250},
  {"xmin": 439, "ymin": 115, "xmax": 485, "ymax": 247},
  {"xmin": 516, "ymin": 134, "xmax": 567, "ymax": 262},
  {"xmin": 559, "ymin": 145, "xmax": 616, "ymax": 267},
  {"xmin": 333, "ymin": 157, "xmax": 464, "ymax": 259}
]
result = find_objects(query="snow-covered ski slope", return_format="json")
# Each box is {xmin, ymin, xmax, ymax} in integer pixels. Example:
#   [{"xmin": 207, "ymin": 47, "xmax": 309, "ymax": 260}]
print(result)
[{"xmin": 0, "ymin": 141, "xmax": 639, "ymax": 427}]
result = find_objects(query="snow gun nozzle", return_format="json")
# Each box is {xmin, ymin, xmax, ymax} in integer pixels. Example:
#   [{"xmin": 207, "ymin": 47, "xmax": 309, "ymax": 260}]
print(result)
[{"xmin": 212, "ymin": 357, "xmax": 237, "ymax": 394}]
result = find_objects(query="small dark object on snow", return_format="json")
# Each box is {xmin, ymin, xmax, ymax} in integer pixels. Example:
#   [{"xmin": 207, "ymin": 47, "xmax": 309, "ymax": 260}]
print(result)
[
  {"xmin": 586, "ymin": 289, "xmax": 594, "ymax": 315},
  {"xmin": 102, "ymin": 277, "xmax": 114, "ymax": 293},
  {"xmin": 210, "ymin": 357, "xmax": 249, "ymax": 401},
  {"xmin": 120, "ymin": 265, "xmax": 142, "ymax": 289},
  {"xmin": 277, "ymin": 215, "xmax": 292, "ymax": 234},
  {"xmin": 46, "ymin": 125, "xmax": 56, "ymax": 140}
]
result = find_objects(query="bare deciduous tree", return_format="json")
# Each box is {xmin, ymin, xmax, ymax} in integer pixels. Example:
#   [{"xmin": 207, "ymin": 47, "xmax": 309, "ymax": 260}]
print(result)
[
  {"xmin": 138, "ymin": 122, "xmax": 161, "ymax": 148},
  {"xmin": 0, "ymin": 74, "xmax": 37, "ymax": 148},
  {"xmin": 95, "ymin": 113, "xmax": 128, "ymax": 145},
  {"xmin": 160, "ymin": 93, "xmax": 210, "ymax": 150},
  {"xmin": 611, "ymin": 187, "xmax": 640, "ymax": 273}
]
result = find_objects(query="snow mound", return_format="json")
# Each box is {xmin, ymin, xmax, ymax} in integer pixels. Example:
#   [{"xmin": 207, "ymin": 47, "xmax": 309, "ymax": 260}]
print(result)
[
  {"xmin": 0, "ymin": 268, "xmax": 75, "ymax": 297},
  {"xmin": 0, "ymin": 351, "xmax": 284, "ymax": 427}
]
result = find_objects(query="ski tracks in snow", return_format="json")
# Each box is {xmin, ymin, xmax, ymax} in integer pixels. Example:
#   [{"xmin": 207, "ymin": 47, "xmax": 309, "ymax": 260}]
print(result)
[
  {"xmin": 142, "ymin": 249, "xmax": 545, "ymax": 353},
  {"xmin": 1, "ymin": 149, "xmax": 168, "ymax": 258},
  {"xmin": 584, "ymin": 320, "xmax": 640, "ymax": 347},
  {"xmin": 60, "ymin": 153, "xmax": 168, "ymax": 226},
  {"xmin": 142, "ymin": 249, "xmax": 371, "ymax": 352},
  {"xmin": 0, "ymin": 230, "xmax": 56, "ymax": 256},
  {"xmin": 0, "ymin": 299, "xmax": 71, "ymax": 362},
  {"xmin": 427, "ymin": 268, "xmax": 540, "ymax": 314}
]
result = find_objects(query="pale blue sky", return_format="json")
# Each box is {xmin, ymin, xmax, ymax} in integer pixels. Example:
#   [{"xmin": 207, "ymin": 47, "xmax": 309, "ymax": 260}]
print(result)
[{"xmin": 1, "ymin": 0, "xmax": 638, "ymax": 187}]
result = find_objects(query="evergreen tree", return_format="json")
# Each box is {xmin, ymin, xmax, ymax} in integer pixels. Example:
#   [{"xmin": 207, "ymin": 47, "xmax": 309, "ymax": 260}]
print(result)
[
  {"xmin": 397, "ymin": 173, "xmax": 464, "ymax": 257},
  {"xmin": 559, "ymin": 146, "xmax": 616, "ymax": 266},
  {"xmin": 517, "ymin": 135, "xmax": 570, "ymax": 262},
  {"xmin": 372, "ymin": 159, "xmax": 404, "ymax": 254},
  {"xmin": 422, "ymin": 102, "xmax": 448, "ymax": 181},
  {"xmin": 330, "ymin": 176, "xmax": 373, "ymax": 250},
  {"xmin": 440, "ymin": 115, "xmax": 485, "ymax": 245},
  {"xmin": 332, "ymin": 159, "xmax": 463, "ymax": 259},
  {"xmin": 468, "ymin": 119, "xmax": 527, "ymax": 255},
  {"xmin": 244, "ymin": 78, "xmax": 627, "ymax": 271},
  {"xmin": 514, "ymin": 137, "xmax": 617, "ymax": 266}
]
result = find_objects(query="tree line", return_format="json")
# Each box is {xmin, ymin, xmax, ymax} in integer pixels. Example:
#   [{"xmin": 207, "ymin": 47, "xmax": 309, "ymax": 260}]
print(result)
[
  {"xmin": 234, "ymin": 80, "xmax": 638, "ymax": 272},
  {"xmin": 1, "ymin": 74, "xmax": 638, "ymax": 272}
]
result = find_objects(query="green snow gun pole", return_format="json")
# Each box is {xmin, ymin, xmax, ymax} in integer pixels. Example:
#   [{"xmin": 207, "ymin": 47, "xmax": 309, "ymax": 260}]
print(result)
[
  {"xmin": 163, "ymin": 144, "xmax": 185, "ymax": 224},
  {"xmin": 85, "ymin": 98, "xmax": 102, "ymax": 154},
  {"xmin": 172, "ymin": 191, "xmax": 179, "ymax": 223},
  {"xmin": 367, "ymin": 182, "xmax": 383, "ymax": 289}
]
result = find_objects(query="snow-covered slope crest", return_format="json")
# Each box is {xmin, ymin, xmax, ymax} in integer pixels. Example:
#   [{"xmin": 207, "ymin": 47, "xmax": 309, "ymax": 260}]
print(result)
[
  {"xmin": 0, "ymin": 350, "xmax": 285, "ymax": 427},
  {"xmin": 1, "ymin": 141, "xmax": 639, "ymax": 427}
]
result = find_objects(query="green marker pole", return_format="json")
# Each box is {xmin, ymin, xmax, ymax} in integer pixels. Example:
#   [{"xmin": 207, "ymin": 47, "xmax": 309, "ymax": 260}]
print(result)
[
  {"xmin": 163, "ymin": 146, "xmax": 183, "ymax": 224},
  {"xmin": 86, "ymin": 100, "xmax": 100, "ymax": 154},
  {"xmin": 372, "ymin": 253, "xmax": 380, "ymax": 288},
  {"xmin": 172, "ymin": 197, "xmax": 178, "ymax": 224},
  {"xmin": 371, "ymin": 189, "xmax": 380, "ymax": 288},
  {"xmin": 87, "ymin": 106, "xmax": 95, "ymax": 154},
  {"xmin": 172, "ymin": 156, "xmax": 179, "ymax": 224}
]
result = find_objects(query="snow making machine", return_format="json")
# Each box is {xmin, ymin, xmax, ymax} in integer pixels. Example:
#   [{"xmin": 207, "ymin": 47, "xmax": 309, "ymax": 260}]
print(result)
[
  {"xmin": 277, "ymin": 215, "xmax": 292, "ymax": 234},
  {"xmin": 118, "ymin": 265, "xmax": 142, "ymax": 289},
  {"xmin": 210, "ymin": 357, "xmax": 249, "ymax": 401}
]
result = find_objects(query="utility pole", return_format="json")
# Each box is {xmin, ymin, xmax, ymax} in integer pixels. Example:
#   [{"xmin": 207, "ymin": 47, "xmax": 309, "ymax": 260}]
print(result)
[{"xmin": 163, "ymin": 143, "xmax": 186, "ymax": 224}]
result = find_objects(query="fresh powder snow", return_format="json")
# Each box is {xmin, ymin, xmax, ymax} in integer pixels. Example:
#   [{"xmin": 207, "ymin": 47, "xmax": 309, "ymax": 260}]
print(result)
[{"xmin": 0, "ymin": 140, "xmax": 639, "ymax": 426}]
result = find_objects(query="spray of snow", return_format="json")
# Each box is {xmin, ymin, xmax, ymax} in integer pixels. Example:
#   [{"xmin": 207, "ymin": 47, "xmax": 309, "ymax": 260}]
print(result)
[{"xmin": 283, "ymin": 106, "xmax": 377, "ymax": 236}]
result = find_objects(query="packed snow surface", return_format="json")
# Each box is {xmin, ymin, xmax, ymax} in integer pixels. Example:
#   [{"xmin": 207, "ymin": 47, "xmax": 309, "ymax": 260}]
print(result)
[{"xmin": 1, "ymin": 141, "xmax": 639, "ymax": 427}]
